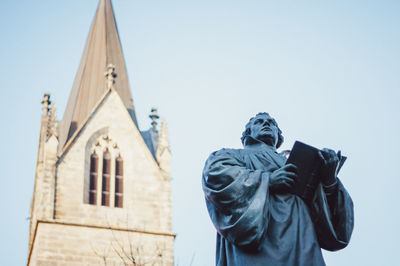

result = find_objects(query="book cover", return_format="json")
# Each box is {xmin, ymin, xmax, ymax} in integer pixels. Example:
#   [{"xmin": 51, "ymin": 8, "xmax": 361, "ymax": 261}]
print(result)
[{"xmin": 286, "ymin": 141, "xmax": 346, "ymax": 203}]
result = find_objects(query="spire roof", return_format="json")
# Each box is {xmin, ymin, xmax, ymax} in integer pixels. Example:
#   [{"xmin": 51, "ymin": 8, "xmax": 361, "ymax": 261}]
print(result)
[{"xmin": 58, "ymin": 0, "xmax": 137, "ymax": 152}]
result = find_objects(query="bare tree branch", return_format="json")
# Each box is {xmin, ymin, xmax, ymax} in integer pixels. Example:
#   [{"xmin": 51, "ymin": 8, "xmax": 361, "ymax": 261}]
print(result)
[
  {"xmin": 90, "ymin": 213, "xmax": 167, "ymax": 266},
  {"xmin": 90, "ymin": 241, "xmax": 109, "ymax": 265}
]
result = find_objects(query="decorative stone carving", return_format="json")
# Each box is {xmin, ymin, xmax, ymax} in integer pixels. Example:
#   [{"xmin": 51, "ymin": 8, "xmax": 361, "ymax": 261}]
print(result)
[{"xmin": 104, "ymin": 64, "xmax": 117, "ymax": 90}]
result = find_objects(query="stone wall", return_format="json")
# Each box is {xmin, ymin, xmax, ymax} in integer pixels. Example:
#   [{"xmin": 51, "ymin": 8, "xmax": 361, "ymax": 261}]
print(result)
[
  {"xmin": 28, "ymin": 91, "xmax": 174, "ymax": 265},
  {"xmin": 29, "ymin": 221, "xmax": 174, "ymax": 265}
]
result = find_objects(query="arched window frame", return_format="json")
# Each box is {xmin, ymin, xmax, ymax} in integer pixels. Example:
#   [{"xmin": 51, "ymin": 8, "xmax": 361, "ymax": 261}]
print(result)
[
  {"xmin": 102, "ymin": 148, "xmax": 111, "ymax": 206},
  {"xmin": 115, "ymin": 155, "xmax": 124, "ymax": 208},
  {"xmin": 86, "ymin": 134, "xmax": 123, "ymax": 208},
  {"xmin": 89, "ymin": 151, "xmax": 98, "ymax": 205}
]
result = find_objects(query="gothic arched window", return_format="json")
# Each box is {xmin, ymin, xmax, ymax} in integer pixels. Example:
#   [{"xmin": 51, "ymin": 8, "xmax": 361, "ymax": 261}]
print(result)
[
  {"xmin": 115, "ymin": 156, "xmax": 124, "ymax": 208},
  {"xmin": 86, "ymin": 134, "xmax": 124, "ymax": 208},
  {"xmin": 89, "ymin": 151, "xmax": 98, "ymax": 205},
  {"xmin": 101, "ymin": 149, "xmax": 111, "ymax": 206}
]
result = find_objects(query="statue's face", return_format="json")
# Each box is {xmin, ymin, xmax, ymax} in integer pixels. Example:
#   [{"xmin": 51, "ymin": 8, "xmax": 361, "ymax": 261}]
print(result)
[{"xmin": 249, "ymin": 114, "xmax": 279, "ymax": 147}]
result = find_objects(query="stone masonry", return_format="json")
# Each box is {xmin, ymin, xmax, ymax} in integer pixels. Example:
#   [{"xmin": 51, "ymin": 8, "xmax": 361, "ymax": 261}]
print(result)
[{"xmin": 28, "ymin": 0, "xmax": 174, "ymax": 264}]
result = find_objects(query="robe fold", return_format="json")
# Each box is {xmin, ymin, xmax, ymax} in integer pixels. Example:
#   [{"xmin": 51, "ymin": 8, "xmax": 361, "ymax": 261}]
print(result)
[{"xmin": 202, "ymin": 147, "xmax": 354, "ymax": 266}]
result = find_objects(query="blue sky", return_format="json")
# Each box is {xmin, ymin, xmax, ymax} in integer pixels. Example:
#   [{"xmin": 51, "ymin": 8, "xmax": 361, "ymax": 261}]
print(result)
[{"xmin": 1, "ymin": 1, "xmax": 399, "ymax": 265}]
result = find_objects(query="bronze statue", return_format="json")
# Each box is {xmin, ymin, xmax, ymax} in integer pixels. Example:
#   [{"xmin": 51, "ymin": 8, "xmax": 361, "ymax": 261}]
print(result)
[{"xmin": 202, "ymin": 112, "xmax": 354, "ymax": 265}]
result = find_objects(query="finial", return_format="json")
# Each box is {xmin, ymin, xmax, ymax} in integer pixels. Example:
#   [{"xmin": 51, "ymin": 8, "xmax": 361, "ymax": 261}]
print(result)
[
  {"xmin": 149, "ymin": 107, "xmax": 160, "ymax": 132},
  {"xmin": 104, "ymin": 64, "xmax": 117, "ymax": 89},
  {"xmin": 41, "ymin": 93, "xmax": 51, "ymax": 115},
  {"xmin": 47, "ymin": 101, "xmax": 58, "ymax": 138}
]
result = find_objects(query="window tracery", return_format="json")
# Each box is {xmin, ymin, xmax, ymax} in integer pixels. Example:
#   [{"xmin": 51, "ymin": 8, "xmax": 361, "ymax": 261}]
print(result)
[{"xmin": 87, "ymin": 134, "xmax": 123, "ymax": 208}]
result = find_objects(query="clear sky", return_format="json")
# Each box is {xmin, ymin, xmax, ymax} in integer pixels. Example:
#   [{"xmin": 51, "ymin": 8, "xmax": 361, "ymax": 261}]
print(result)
[{"xmin": 1, "ymin": 0, "xmax": 399, "ymax": 265}]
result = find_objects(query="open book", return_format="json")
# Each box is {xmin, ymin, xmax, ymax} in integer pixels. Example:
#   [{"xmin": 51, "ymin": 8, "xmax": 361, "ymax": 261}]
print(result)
[{"xmin": 285, "ymin": 141, "xmax": 346, "ymax": 203}]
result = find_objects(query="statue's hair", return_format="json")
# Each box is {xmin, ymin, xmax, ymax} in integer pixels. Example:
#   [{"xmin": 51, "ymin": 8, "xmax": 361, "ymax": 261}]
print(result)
[{"xmin": 241, "ymin": 112, "xmax": 284, "ymax": 148}]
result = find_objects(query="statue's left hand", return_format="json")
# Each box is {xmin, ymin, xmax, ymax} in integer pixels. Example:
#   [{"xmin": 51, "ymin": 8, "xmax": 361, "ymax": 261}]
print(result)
[{"xmin": 318, "ymin": 148, "xmax": 341, "ymax": 186}]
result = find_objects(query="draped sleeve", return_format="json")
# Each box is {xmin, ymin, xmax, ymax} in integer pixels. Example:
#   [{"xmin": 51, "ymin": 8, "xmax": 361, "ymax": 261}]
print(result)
[
  {"xmin": 202, "ymin": 149, "xmax": 271, "ymax": 249},
  {"xmin": 310, "ymin": 179, "xmax": 354, "ymax": 251}
]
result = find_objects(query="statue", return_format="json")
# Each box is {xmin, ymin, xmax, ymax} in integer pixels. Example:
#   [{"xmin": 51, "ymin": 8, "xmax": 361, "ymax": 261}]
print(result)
[{"xmin": 202, "ymin": 112, "xmax": 354, "ymax": 266}]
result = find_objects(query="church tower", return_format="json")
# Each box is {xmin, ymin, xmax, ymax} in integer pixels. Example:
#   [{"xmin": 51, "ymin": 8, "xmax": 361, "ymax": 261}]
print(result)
[{"xmin": 28, "ymin": 0, "xmax": 174, "ymax": 265}]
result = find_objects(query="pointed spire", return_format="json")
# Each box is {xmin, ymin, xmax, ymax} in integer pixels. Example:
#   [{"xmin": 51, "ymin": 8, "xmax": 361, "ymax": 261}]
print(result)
[{"xmin": 58, "ymin": 0, "xmax": 137, "ymax": 153}]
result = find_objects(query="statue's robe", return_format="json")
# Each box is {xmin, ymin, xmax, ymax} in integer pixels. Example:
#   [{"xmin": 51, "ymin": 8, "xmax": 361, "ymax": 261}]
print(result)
[{"xmin": 202, "ymin": 146, "xmax": 354, "ymax": 266}]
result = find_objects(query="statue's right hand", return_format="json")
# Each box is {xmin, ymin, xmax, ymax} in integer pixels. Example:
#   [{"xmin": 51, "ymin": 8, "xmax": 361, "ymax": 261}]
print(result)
[{"xmin": 269, "ymin": 164, "xmax": 298, "ymax": 194}]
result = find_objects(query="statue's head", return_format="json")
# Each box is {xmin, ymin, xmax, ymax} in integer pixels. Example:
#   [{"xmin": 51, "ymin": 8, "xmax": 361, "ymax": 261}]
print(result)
[{"xmin": 241, "ymin": 112, "xmax": 284, "ymax": 148}]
